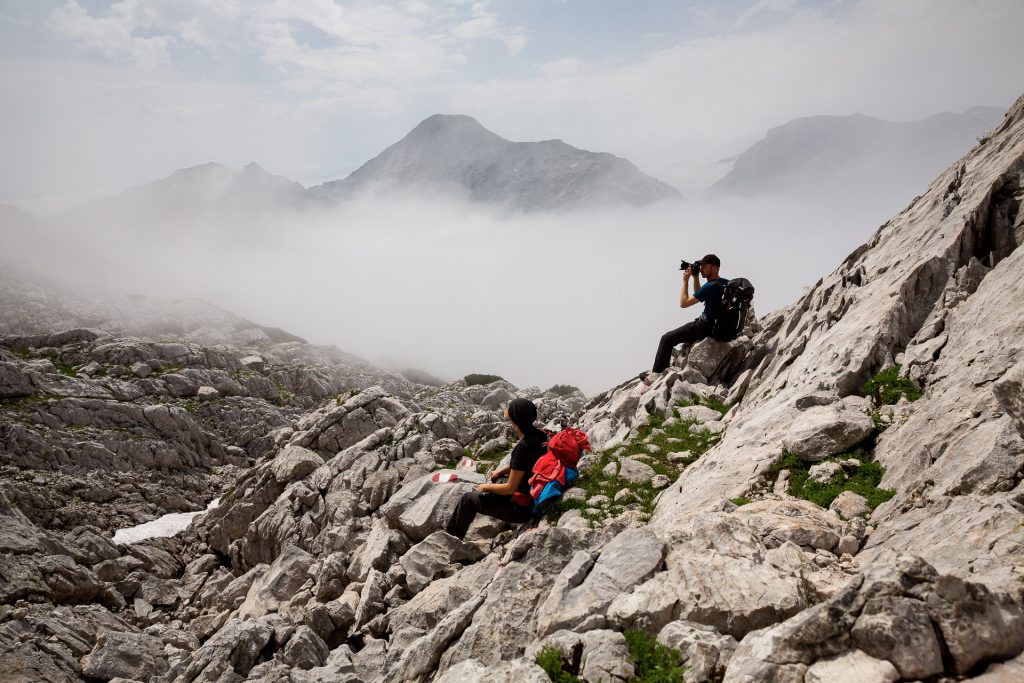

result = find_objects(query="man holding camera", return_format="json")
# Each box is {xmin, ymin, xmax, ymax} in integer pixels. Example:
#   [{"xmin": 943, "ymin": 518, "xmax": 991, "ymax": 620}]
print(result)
[{"xmin": 647, "ymin": 253, "xmax": 726, "ymax": 375}]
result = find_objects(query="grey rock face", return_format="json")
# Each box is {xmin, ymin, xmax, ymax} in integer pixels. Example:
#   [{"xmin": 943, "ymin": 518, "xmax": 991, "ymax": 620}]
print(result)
[
  {"xmin": 723, "ymin": 555, "xmax": 1024, "ymax": 682},
  {"xmin": 536, "ymin": 527, "xmax": 665, "ymax": 637},
  {"xmin": 80, "ymin": 630, "xmax": 168, "ymax": 680},
  {"xmin": 994, "ymin": 359, "xmax": 1024, "ymax": 438}
]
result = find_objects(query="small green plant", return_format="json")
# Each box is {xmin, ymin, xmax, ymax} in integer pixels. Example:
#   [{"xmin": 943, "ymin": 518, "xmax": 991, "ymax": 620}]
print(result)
[
  {"xmin": 535, "ymin": 647, "xmax": 581, "ymax": 683},
  {"xmin": 546, "ymin": 384, "xmax": 581, "ymax": 397},
  {"xmin": 676, "ymin": 395, "xmax": 728, "ymax": 417},
  {"xmin": 978, "ymin": 135, "xmax": 991, "ymax": 146},
  {"xmin": 41, "ymin": 352, "xmax": 77, "ymax": 377},
  {"xmin": 768, "ymin": 452, "xmax": 895, "ymax": 510},
  {"xmin": 275, "ymin": 382, "xmax": 296, "ymax": 406},
  {"xmin": 464, "ymin": 373, "xmax": 505, "ymax": 386},
  {"xmin": 730, "ymin": 496, "xmax": 752, "ymax": 507},
  {"xmin": 861, "ymin": 365, "xmax": 921, "ymax": 406},
  {"xmin": 624, "ymin": 629, "xmax": 687, "ymax": 683}
]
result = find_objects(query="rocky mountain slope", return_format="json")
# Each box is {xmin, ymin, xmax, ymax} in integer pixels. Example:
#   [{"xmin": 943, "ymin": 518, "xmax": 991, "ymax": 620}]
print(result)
[
  {"xmin": 1, "ymin": 94, "xmax": 1023, "ymax": 682},
  {"xmin": 713, "ymin": 106, "xmax": 1005, "ymax": 199},
  {"xmin": 310, "ymin": 114, "xmax": 682, "ymax": 210}
]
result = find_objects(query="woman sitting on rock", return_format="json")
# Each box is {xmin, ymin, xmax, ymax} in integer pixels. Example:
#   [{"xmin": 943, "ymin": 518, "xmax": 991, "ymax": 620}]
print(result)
[{"xmin": 445, "ymin": 397, "xmax": 547, "ymax": 539}]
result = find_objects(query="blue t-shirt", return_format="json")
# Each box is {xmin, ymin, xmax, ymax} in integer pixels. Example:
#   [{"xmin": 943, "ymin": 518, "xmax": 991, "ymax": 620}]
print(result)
[{"xmin": 694, "ymin": 278, "xmax": 728, "ymax": 320}]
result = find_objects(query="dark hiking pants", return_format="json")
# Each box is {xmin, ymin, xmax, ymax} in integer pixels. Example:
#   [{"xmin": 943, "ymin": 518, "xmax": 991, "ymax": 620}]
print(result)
[
  {"xmin": 652, "ymin": 316, "xmax": 712, "ymax": 373},
  {"xmin": 445, "ymin": 490, "xmax": 533, "ymax": 539}
]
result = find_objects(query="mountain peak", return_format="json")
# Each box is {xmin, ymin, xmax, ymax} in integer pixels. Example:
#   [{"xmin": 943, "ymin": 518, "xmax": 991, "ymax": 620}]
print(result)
[{"xmin": 311, "ymin": 114, "xmax": 680, "ymax": 209}]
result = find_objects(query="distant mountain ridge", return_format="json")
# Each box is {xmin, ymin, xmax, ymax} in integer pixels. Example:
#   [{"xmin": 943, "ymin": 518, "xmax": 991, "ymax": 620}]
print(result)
[
  {"xmin": 713, "ymin": 106, "xmax": 1005, "ymax": 197},
  {"xmin": 43, "ymin": 115, "xmax": 679, "ymax": 218},
  {"xmin": 310, "ymin": 114, "xmax": 682, "ymax": 210}
]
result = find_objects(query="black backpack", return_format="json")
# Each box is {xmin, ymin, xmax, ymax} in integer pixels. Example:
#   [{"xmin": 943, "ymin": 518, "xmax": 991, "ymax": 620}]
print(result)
[{"xmin": 710, "ymin": 278, "xmax": 755, "ymax": 342}]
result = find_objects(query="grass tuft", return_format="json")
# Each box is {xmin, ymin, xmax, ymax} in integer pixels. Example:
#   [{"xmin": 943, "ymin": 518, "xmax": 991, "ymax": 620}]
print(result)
[
  {"xmin": 861, "ymin": 365, "xmax": 921, "ymax": 406},
  {"xmin": 767, "ymin": 452, "xmax": 895, "ymax": 510},
  {"xmin": 625, "ymin": 629, "xmax": 688, "ymax": 683},
  {"xmin": 536, "ymin": 648, "xmax": 581, "ymax": 683}
]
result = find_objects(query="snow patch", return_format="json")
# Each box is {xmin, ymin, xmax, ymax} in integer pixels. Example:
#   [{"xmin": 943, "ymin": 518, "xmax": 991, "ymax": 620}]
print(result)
[{"xmin": 113, "ymin": 498, "xmax": 220, "ymax": 545}]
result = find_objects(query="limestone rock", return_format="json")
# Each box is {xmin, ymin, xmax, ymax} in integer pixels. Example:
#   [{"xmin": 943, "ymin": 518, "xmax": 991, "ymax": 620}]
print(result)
[
  {"xmin": 994, "ymin": 359, "xmax": 1024, "ymax": 438},
  {"xmin": 830, "ymin": 491, "xmax": 871, "ymax": 520},
  {"xmin": 400, "ymin": 530, "xmax": 481, "ymax": 595},
  {"xmin": 381, "ymin": 475, "xmax": 475, "ymax": 542},
  {"xmin": 804, "ymin": 650, "xmax": 899, "ymax": 683},
  {"xmin": 536, "ymin": 526, "xmax": 664, "ymax": 637},
  {"xmin": 723, "ymin": 555, "xmax": 1024, "ymax": 681},
  {"xmin": 808, "ymin": 460, "xmax": 844, "ymax": 483},
  {"xmin": 80, "ymin": 630, "xmax": 168, "ymax": 680},
  {"xmin": 237, "ymin": 544, "xmax": 315, "ymax": 620},
  {"xmin": 615, "ymin": 457, "xmax": 656, "ymax": 485},
  {"xmin": 270, "ymin": 445, "xmax": 324, "ymax": 484},
  {"xmin": 782, "ymin": 402, "xmax": 875, "ymax": 461},
  {"xmin": 658, "ymin": 620, "xmax": 737, "ymax": 683}
]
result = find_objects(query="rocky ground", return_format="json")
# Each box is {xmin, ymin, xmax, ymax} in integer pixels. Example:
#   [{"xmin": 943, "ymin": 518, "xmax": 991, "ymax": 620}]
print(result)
[{"xmin": 1, "ymin": 96, "xmax": 1024, "ymax": 682}]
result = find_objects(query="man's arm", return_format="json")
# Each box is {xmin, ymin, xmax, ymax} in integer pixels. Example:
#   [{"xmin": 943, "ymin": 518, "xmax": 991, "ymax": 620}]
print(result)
[
  {"xmin": 679, "ymin": 270, "xmax": 700, "ymax": 308},
  {"xmin": 479, "ymin": 469, "xmax": 525, "ymax": 495}
]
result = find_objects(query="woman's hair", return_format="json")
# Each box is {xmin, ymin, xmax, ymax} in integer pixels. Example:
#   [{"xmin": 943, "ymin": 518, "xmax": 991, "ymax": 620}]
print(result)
[{"xmin": 506, "ymin": 397, "xmax": 538, "ymax": 433}]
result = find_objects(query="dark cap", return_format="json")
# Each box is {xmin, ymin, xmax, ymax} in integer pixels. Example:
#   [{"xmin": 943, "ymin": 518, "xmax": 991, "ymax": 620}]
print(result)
[
  {"xmin": 505, "ymin": 398, "xmax": 537, "ymax": 432},
  {"xmin": 700, "ymin": 254, "xmax": 721, "ymax": 266}
]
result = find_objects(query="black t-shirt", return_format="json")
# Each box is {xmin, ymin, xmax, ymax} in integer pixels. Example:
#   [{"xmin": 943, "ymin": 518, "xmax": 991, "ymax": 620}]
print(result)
[{"xmin": 509, "ymin": 429, "xmax": 547, "ymax": 500}]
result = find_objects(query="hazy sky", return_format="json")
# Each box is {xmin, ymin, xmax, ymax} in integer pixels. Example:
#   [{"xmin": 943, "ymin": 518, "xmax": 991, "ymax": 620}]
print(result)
[
  {"xmin": 3, "ymin": 0, "xmax": 1024, "ymax": 393},
  {"xmin": 2, "ymin": 0, "xmax": 1023, "ymax": 209}
]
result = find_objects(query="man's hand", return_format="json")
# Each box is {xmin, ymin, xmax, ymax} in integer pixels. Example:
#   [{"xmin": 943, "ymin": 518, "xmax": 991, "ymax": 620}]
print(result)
[{"xmin": 477, "ymin": 482, "xmax": 490, "ymax": 492}]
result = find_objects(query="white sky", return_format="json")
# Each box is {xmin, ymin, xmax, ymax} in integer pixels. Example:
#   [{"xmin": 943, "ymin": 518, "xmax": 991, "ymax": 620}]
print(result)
[{"xmin": 2, "ymin": 0, "xmax": 1023, "ymax": 208}]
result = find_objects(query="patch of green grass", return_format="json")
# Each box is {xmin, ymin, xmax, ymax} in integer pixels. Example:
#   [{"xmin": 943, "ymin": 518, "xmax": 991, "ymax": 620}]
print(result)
[
  {"xmin": 546, "ymin": 384, "xmax": 581, "ymax": 397},
  {"xmin": 536, "ymin": 648, "xmax": 582, "ymax": 683},
  {"xmin": 41, "ymin": 352, "xmax": 77, "ymax": 377},
  {"xmin": 861, "ymin": 365, "xmax": 921, "ymax": 406},
  {"xmin": 11, "ymin": 347, "xmax": 31, "ymax": 360},
  {"xmin": 182, "ymin": 400, "xmax": 199, "ymax": 414},
  {"xmin": 275, "ymin": 382, "xmax": 296, "ymax": 406},
  {"xmin": 676, "ymin": 395, "xmax": 728, "ymax": 417},
  {"xmin": 730, "ymin": 496, "xmax": 752, "ymax": 507},
  {"xmin": 464, "ymin": 373, "xmax": 504, "ymax": 386},
  {"xmin": 545, "ymin": 408, "xmax": 722, "ymax": 526},
  {"xmin": 767, "ymin": 452, "xmax": 896, "ymax": 510},
  {"xmin": 151, "ymin": 365, "xmax": 183, "ymax": 377},
  {"xmin": 625, "ymin": 629, "xmax": 687, "ymax": 683}
]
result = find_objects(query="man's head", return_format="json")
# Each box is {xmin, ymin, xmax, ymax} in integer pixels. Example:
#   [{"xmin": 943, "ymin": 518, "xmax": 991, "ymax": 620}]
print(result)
[{"xmin": 698, "ymin": 253, "xmax": 721, "ymax": 279}]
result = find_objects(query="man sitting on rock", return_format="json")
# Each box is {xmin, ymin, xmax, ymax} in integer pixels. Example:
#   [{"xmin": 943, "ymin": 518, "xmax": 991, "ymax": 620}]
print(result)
[
  {"xmin": 644, "ymin": 253, "xmax": 727, "ymax": 379},
  {"xmin": 445, "ymin": 398, "xmax": 546, "ymax": 539}
]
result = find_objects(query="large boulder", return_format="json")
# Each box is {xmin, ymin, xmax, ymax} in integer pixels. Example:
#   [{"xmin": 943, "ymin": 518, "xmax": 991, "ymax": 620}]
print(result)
[
  {"xmin": 381, "ymin": 476, "xmax": 475, "ymax": 542},
  {"xmin": 536, "ymin": 526, "xmax": 665, "ymax": 637},
  {"xmin": 236, "ymin": 544, "xmax": 315, "ymax": 620},
  {"xmin": 782, "ymin": 399, "xmax": 876, "ymax": 461},
  {"xmin": 80, "ymin": 630, "xmax": 168, "ymax": 680}
]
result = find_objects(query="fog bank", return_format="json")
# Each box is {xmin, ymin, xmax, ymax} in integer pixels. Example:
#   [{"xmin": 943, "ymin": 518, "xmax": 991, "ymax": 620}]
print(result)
[{"xmin": 2, "ymin": 188, "xmax": 911, "ymax": 395}]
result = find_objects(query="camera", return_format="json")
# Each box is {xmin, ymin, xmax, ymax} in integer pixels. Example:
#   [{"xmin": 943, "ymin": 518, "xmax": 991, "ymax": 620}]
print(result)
[{"xmin": 679, "ymin": 259, "xmax": 702, "ymax": 272}]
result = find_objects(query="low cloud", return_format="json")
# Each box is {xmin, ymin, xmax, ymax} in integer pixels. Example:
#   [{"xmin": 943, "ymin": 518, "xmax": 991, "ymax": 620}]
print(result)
[{"xmin": 8, "ymin": 191, "xmax": 898, "ymax": 394}]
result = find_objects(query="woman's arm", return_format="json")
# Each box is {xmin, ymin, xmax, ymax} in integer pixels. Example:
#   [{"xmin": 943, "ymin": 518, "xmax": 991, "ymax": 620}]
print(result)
[
  {"xmin": 479, "ymin": 469, "xmax": 525, "ymax": 495},
  {"xmin": 489, "ymin": 463, "xmax": 511, "ymax": 481}
]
